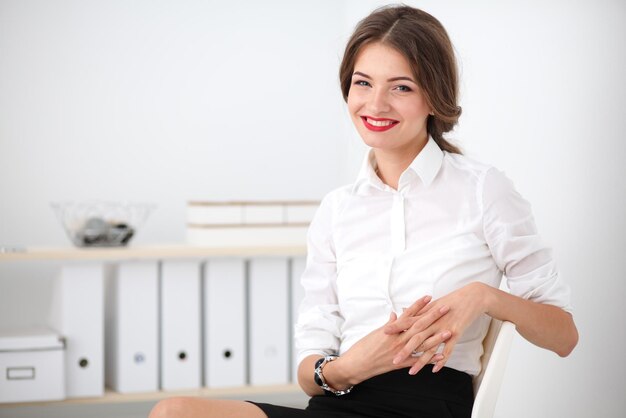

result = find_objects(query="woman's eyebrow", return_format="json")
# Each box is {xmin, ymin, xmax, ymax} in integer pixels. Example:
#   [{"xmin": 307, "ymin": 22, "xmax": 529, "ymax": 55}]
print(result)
[
  {"xmin": 353, "ymin": 71, "xmax": 416, "ymax": 84},
  {"xmin": 388, "ymin": 76, "xmax": 416, "ymax": 83}
]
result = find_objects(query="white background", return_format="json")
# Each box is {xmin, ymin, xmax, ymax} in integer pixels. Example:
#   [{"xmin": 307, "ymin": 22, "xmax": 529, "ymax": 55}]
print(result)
[{"xmin": 1, "ymin": 1, "xmax": 625, "ymax": 416}]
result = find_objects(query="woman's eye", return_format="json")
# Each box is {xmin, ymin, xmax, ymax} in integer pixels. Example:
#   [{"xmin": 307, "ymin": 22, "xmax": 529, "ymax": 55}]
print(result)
[
  {"xmin": 395, "ymin": 85, "xmax": 412, "ymax": 92},
  {"xmin": 353, "ymin": 80, "xmax": 371, "ymax": 87}
]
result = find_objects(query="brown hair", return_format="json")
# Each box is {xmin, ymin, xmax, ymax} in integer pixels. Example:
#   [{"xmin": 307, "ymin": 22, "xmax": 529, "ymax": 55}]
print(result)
[{"xmin": 339, "ymin": 4, "xmax": 462, "ymax": 154}]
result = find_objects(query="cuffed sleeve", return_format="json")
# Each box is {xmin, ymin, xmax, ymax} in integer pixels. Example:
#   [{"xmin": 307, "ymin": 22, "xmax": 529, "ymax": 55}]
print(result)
[
  {"xmin": 295, "ymin": 192, "xmax": 344, "ymax": 365},
  {"xmin": 482, "ymin": 168, "xmax": 572, "ymax": 313}
]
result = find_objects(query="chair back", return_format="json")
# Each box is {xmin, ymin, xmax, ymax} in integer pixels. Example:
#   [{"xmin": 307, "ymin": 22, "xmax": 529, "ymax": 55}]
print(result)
[{"xmin": 471, "ymin": 320, "xmax": 516, "ymax": 418}]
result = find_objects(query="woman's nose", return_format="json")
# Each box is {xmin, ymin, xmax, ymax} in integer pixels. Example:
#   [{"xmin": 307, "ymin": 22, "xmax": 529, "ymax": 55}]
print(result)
[{"xmin": 366, "ymin": 89, "xmax": 391, "ymax": 114}]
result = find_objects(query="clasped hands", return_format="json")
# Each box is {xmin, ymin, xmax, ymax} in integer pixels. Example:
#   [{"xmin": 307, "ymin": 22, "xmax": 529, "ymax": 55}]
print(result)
[{"xmin": 342, "ymin": 283, "xmax": 487, "ymax": 383}]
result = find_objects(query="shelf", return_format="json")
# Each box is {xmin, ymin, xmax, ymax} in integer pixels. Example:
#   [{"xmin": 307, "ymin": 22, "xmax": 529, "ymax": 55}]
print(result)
[
  {"xmin": 0, "ymin": 384, "xmax": 303, "ymax": 407},
  {"xmin": 0, "ymin": 247, "xmax": 308, "ymax": 408},
  {"xmin": 0, "ymin": 244, "xmax": 307, "ymax": 262}
]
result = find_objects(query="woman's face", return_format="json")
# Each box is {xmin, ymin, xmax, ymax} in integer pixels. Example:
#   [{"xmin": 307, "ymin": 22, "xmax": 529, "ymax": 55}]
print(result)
[{"xmin": 347, "ymin": 42, "xmax": 432, "ymax": 154}]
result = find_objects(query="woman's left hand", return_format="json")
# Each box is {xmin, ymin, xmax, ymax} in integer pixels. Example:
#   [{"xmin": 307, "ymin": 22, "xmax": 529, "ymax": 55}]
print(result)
[{"xmin": 385, "ymin": 282, "xmax": 489, "ymax": 374}]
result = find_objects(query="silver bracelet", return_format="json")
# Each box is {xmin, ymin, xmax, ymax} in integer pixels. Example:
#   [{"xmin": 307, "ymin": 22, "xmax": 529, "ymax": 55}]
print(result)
[{"xmin": 313, "ymin": 355, "xmax": 354, "ymax": 396}]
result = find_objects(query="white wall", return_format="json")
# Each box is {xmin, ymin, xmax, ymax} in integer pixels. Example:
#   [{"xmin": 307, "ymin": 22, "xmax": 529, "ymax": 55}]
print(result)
[
  {"xmin": 344, "ymin": 1, "xmax": 625, "ymax": 417},
  {"xmin": 0, "ymin": 0, "xmax": 348, "ymax": 246},
  {"xmin": 0, "ymin": 0, "xmax": 348, "ymax": 326},
  {"xmin": 1, "ymin": 1, "xmax": 625, "ymax": 416}
]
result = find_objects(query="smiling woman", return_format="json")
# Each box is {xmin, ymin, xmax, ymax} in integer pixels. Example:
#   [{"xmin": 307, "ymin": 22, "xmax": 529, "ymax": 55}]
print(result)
[
  {"xmin": 339, "ymin": 6, "xmax": 462, "ymax": 156},
  {"xmin": 346, "ymin": 43, "xmax": 434, "ymax": 189},
  {"xmin": 149, "ymin": 5, "xmax": 578, "ymax": 418}
]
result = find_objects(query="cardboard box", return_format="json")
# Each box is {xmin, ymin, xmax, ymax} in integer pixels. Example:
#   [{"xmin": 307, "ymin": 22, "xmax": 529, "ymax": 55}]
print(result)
[{"xmin": 0, "ymin": 328, "xmax": 66, "ymax": 403}]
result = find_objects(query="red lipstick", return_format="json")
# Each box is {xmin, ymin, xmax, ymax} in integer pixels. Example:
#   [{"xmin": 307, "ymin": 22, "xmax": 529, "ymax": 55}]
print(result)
[{"xmin": 361, "ymin": 116, "xmax": 399, "ymax": 132}]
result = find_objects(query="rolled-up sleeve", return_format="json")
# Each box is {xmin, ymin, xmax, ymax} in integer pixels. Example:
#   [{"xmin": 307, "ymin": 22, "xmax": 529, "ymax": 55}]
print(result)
[
  {"xmin": 482, "ymin": 168, "xmax": 572, "ymax": 313},
  {"xmin": 295, "ymin": 192, "xmax": 344, "ymax": 365}
]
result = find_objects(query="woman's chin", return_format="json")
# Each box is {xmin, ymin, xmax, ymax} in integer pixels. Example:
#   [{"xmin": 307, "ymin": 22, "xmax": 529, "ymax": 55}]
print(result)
[
  {"xmin": 360, "ymin": 137, "xmax": 406, "ymax": 153},
  {"xmin": 359, "ymin": 133, "xmax": 396, "ymax": 149}
]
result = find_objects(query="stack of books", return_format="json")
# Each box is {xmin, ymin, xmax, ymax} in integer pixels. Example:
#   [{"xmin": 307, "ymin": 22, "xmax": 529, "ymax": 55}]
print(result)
[{"xmin": 186, "ymin": 201, "xmax": 320, "ymax": 247}]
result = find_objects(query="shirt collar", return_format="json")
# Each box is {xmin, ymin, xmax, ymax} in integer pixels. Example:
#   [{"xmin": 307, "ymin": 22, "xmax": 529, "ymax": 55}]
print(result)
[
  {"xmin": 352, "ymin": 137, "xmax": 444, "ymax": 194},
  {"xmin": 407, "ymin": 136, "xmax": 444, "ymax": 187}
]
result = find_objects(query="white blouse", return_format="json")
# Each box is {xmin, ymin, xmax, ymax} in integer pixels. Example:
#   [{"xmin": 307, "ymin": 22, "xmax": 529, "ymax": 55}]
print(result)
[{"xmin": 294, "ymin": 138, "xmax": 572, "ymax": 376}]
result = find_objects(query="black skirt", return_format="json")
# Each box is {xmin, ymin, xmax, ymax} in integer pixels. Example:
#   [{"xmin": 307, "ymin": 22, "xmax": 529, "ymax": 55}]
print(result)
[{"xmin": 248, "ymin": 365, "xmax": 473, "ymax": 418}]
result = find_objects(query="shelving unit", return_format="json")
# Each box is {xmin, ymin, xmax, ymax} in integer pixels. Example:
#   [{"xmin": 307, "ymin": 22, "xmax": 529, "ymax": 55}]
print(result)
[
  {"xmin": 0, "ymin": 244, "xmax": 308, "ymax": 407},
  {"xmin": 0, "ymin": 244, "xmax": 307, "ymax": 262},
  {"xmin": 2, "ymin": 384, "xmax": 305, "ymax": 407}
]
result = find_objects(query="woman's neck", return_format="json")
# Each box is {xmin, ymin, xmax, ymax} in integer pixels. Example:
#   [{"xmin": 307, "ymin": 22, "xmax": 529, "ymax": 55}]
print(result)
[{"xmin": 373, "ymin": 138, "xmax": 428, "ymax": 190}]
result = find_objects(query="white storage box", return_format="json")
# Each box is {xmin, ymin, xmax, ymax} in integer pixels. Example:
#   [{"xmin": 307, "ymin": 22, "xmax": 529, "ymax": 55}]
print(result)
[{"xmin": 0, "ymin": 329, "xmax": 66, "ymax": 403}]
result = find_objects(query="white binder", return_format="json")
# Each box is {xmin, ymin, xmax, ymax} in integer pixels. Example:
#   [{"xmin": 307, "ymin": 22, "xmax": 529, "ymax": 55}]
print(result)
[
  {"xmin": 204, "ymin": 258, "xmax": 247, "ymax": 388},
  {"xmin": 48, "ymin": 263, "xmax": 104, "ymax": 398},
  {"xmin": 248, "ymin": 258, "xmax": 289, "ymax": 386},
  {"xmin": 105, "ymin": 261, "xmax": 159, "ymax": 393},
  {"xmin": 160, "ymin": 261, "xmax": 201, "ymax": 390},
  {"xmin": 290, "ymin": 257, "xmax": 306, "ymax": 384}
]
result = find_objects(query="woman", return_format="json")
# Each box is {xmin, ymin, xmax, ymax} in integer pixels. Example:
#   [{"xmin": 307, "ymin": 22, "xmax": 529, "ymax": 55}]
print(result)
[{"xmin": 150, "ymin": 5, "xmax": 578, "ymax": 418}]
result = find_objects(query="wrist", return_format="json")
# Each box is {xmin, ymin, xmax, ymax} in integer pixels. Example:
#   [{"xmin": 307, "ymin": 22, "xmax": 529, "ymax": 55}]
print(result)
[
  {"xmin": 480, "ymin": 282, "xmax": 498, "ymax": 315},
  {"xmin": 323, "ymin": 356, "xmax": 358, "ymax": 390},
  {"xmin": 313, "ymin": 355, "xmax": 355, "ymax": 395}
]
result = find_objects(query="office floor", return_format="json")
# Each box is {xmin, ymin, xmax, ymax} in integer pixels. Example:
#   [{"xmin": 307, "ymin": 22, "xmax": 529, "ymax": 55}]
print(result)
[{"xmin": 0, "ymin": 392, "xmax": 310, "ymax": 418}]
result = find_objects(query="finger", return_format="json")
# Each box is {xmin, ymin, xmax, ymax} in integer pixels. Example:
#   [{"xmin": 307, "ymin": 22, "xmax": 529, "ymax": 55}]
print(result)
[
  {"xmin": 415, "ymin": 297, "xmax": 440, "ymax": 316},
  {"xmin": 392, "ymin": 329, "xmax": 450, "ymax": 365},
  {"xmin": 440, "ymin": 335, "xmax": 457, "ymax": 360},
  {"xmin": 433, "ymin": 336, "xmax": 458, "ymax": 373},
  {"xmin": 433, "ymin": 359, "xmax": 446, "ymax": 373},
  {"xmin": 387, "ymin": 304, "xmax": 449, "ymax": 339},
  {"xmin": 393, "ymin": 332, "xmax": 428, "ymax": 365},
  {"xmin": 404, "ymin": 305, "xmax": 449, "ymax": 335},
  {"xmin": 396, "ymin": 353, "xmax": 443, "ymax": 369},
  {"xmin": 408, "ymin": 345, "xmax": 439, "ymax": 375},
  {"xmin": 430, "ymin": 353, "xmax": 445, "ymax": 364},
  {"xmin": 413, "ymin": 330, "xmax": 452, "ymax": 354},
  {"xmin": 384, "ymin": 314, "xmax": 419, "ymax": 335},
  {"xmin": 388, "ymin": 302, "xmax": 450, "ymax": 337},
  {"xmin": 383, "ymin": 311, "xmax": 401, "ymax": 333},
  {"xmin": 396, "ymin": 352, "xmax": 444, "ymax": 370},
  {"xmin": 401, "ymin": 295, "xmax": 432, "ymax": 318},
  {"xmin": 387, "ymin": 295, "xmax": 432, "ymax": 332}
]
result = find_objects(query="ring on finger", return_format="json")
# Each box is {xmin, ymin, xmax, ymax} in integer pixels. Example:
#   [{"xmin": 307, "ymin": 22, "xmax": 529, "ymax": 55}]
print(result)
[{"xmin": 411, "ymin": 348, "xmax": 423, "ymax": 357}]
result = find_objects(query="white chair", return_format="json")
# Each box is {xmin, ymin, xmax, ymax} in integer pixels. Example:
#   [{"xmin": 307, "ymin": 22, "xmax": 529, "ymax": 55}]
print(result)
[{"xmin": 471, "ymin": 320, "xmax": 516, "ymax": 418}]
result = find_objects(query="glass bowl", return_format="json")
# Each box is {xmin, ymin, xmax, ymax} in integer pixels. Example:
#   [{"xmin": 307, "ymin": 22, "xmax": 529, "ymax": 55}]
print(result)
[{"xmin": 51, "ymin": 201, "xmax": 155, "ymax": 247}]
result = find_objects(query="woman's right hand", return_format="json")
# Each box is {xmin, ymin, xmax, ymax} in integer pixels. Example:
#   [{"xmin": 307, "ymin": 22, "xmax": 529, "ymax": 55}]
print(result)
[{"xmin": 322, "ymin": 296, "xmax": 452, "ymax": 389}]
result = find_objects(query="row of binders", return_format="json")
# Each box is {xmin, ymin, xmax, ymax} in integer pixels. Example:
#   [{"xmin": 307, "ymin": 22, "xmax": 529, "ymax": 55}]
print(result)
[
  {"xmin": 107, "ymin": 257, "xmax": 306, "ymax": 393},
  {"xmin": 1, "ymin": 257, "xmax": 307, "ymax": 402}
]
